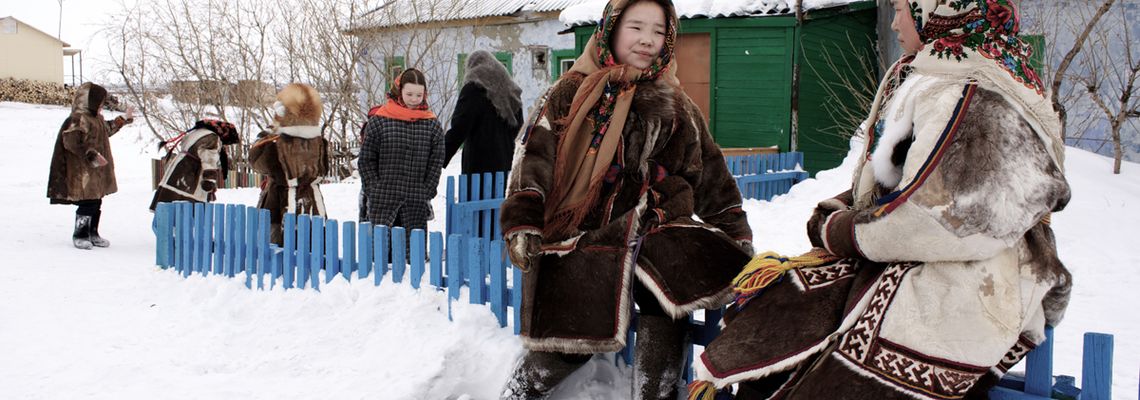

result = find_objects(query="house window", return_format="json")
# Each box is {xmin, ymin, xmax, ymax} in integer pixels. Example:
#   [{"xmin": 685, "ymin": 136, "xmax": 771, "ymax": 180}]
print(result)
[
  {"xmin": 550, "ymin": 49, "xmax": 577, "ymax": 82},
  {"xmin": 386, "ymin": 56, "xmax": 406, "ymax": 92},
  {"xmin": 495, "ymin": 51, "xmax": 513, "ymax": 75}
]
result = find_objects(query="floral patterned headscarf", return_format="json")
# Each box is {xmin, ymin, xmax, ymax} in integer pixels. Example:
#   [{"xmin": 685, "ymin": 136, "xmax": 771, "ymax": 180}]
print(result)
[
  {"xmin": 909, "ymin": 0, "xmax": 1044, "ymax": 95},
  {"xmin": 905, "ymin": 0, "xmax": 1063, "ymax": 168}
]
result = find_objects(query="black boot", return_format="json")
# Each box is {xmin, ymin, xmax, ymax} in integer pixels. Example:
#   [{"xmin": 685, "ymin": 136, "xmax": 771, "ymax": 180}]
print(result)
[
  {"xmin": 73, "ymin": 215, "xmax": 94, "ymax": 250},
  {"xmin": 633, "ymin": 315, "xmax": 690, "ymax": 400},
  {"xmin": 89, "ymin": 210, "xmax": 110, "ymax": 248},
  {"xmin": 500, "ymin": 351, "xmax": 591, "ymax": 400}
]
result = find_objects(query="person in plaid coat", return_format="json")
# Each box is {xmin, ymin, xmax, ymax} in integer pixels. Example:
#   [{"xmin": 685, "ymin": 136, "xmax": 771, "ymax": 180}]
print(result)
[{"xmin": 359, "ymin": 68, "xmax": 444, "ymax": 233}]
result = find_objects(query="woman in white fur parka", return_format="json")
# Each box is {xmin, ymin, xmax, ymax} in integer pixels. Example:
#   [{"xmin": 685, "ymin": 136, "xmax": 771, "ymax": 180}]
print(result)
[{"xmin": 690, "ymin": 0, "xmax": 1072, "ymax": 399}]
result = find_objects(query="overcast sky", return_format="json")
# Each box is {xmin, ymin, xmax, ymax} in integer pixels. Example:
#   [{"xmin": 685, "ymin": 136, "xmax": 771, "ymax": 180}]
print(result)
[{"xmin": 2, "ymin": 0, "xmax": 136, "ymax": 83}]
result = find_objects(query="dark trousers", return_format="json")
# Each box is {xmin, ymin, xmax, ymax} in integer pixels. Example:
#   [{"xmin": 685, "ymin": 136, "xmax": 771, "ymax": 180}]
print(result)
[{"xmin": 76, "ymin": 199, "xmax": 102, "ymax": 216}]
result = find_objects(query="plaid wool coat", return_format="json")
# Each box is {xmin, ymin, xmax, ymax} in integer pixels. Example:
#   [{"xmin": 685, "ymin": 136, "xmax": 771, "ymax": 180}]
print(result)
[{"xmin": 358, "ymin": 115, "xmax": 444, "ymax": 231}]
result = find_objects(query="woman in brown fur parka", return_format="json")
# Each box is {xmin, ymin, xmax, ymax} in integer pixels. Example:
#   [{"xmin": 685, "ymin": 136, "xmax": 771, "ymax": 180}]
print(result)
[
  {"xmin": 498, "ymin": 0, "xmax": 753, "ymax": 398},
  {"xmin": 47, "ymin": 82, "xmax": 134, "ymax": 250}
]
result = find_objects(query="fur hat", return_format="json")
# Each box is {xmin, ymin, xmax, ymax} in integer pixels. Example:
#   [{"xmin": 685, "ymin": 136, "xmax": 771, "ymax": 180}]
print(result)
[{"xmin": 273, "ymin": 83, "xmax": 322, "ymax": 127}]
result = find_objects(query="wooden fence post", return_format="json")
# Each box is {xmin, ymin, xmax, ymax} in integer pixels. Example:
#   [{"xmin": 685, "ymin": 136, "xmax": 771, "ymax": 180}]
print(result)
[
  {"xmin": 447, "ymin": 234, "xmax": 462, "ymax": 301},
  {"xmin": 325, "ymin": 219, "xmax": 339, "ymax": 284},
  {"xmin": 1081, "ymin": 333, "xmax": 1114, "ymax": 400},
  {"xmin": 257, "ymin": 209, "xmax": 270, "ymax": 290},
  {"xmin": 374, "ymin": 225, "xmax": 389, "ymax": 286},
  {"xmin": 1025, "ymin": 326, "xmax": 1054, "ymax": 396},
  {"xmin": 430, "ymin": 232, "xmax": 443, "ymax": 287},
  {"xmin": 245, "ymin": 206, "xmax": 258, "ymax": 288},
  {"xmin": 392, "ymin": 227, "xmax": 406, "ymax": 284},
  {"xmin": 343, "ymin": 221, "xmax": 355, "ymax": 282},
  {"xmin": 283, "ymin": 213, "xmax": 296, "ymax": 289},
  {"xmin": 468, "ymin": 238, "xmax": 484, "ymax": 305},
  {"xmin": 212, "ymin": 203, "xmax": 225, "ymax": 275},
  {"xmin": 410, "ymin": 229, "xmax": 425, "ymax": 289},
  {"xmin": 490, "ymin": 239, "xmax": 506, "ymax": 327},
  {"xmin": 359, "ymin": 222, "xmax": 373, "ymax": 279},
  {"xmin": 311, "ymin": 216, "xmax": 324, "ymax": 291},
  {"xmin": 155, "ymin": 203, "xmax": 174, "ymax": 268},
  {"xmin": 297, "ymin": 215, "xmax": 311, "ymax": 290}
]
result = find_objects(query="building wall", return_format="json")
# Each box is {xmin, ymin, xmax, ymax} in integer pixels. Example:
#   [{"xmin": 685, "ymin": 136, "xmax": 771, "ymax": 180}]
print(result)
[
  {"xmin": 0, "ymin": 18, "xmax": 65, "ymax": 84},
  {"xmin": 357, "ymin": 19, "xmax": 576, "ymax": 128}
]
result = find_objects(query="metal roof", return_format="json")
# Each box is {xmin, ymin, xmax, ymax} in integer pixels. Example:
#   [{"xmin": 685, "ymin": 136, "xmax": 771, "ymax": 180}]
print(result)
[{"xmin": 354, "ymin": 0, "xmax": 593, "ymax": 29}]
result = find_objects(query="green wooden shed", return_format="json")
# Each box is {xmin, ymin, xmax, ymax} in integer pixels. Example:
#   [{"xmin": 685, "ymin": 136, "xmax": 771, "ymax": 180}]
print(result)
[{"xmin": 562, "ymin": 0, "xmax": 879, "ymax": 173}]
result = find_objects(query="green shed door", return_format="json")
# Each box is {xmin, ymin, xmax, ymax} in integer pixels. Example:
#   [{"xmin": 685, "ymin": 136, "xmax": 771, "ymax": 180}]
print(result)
[
  {"xmin": 797, "ymin": 8, "xmax": 878, "ymax": 173},
  {"xmin": 714, "ymin": 27, "xmax": 794, "ymax": 149}
]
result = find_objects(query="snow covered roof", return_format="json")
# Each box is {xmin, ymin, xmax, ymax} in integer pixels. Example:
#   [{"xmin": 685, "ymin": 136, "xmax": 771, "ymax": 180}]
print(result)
[
  {"xmin": 353, "ymin": 0, "xmax": 594, "ymax": 30},
  {"xmin": 560, "ymin": 0, "xmax": 870, "ymax": 27}
]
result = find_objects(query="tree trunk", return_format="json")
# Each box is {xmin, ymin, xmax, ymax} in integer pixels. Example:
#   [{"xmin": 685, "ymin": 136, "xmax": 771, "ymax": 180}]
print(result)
[{"xmin": 1112, "ymin": 121, "xmax": 1122, "ymax": 174}]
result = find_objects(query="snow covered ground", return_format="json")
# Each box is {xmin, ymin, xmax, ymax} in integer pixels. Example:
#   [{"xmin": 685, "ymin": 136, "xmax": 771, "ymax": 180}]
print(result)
[{"xmin": 1, "ymin": 101, "xmax": 1136, "ymax": 399}]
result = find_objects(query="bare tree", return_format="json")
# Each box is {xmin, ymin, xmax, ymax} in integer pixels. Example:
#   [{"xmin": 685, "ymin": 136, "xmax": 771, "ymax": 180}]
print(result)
[
  {"xmin": 801, "ymin": 34, "xmax": 880, "ymax": 145},
  {"xmin": 1048, "ymin": 0, "xmax": 1115, "ymax": 142},
  {"xmin": 1074, "ymin": 6, "xmax": 1140, "ymax": 174}
]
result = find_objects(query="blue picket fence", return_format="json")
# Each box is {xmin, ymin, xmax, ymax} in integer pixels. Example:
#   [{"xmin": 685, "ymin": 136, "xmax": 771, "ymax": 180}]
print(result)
[
  {"xmin": 153, "ymin": 201, "xmax": 1125, "ymax": 398},
  {"xmin": 153, "ymin": 201, "xmax": 524, "ymax": 329},
  {"xmin": 725, "ymin": 151, "xmax": 809, "ymax": 201},
  {"xmin": 444, "ymin": 152, "xmax": 809, "ymax": 239},
  {"xmin": 445, "ymin": 171, "xmax": 507, "ymax": 240}
]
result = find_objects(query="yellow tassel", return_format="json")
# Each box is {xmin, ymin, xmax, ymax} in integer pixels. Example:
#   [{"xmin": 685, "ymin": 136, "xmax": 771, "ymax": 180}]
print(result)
[
  {"xmin": 732, "ymin": 248, "xmax": 839, "ymax": 304},
  {"xmin": 686, "ymin": 380, "xmax": 717, "ymax": 400}
]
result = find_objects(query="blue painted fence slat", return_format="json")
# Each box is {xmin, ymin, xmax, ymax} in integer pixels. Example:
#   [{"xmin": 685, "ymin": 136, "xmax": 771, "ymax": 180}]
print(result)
[
  {"xmin": 197, "ymin": 203, "xmax": 209, "ymax": 275},
  {"xmin": 325, "ymin": 219, "xmax": 339, "ymax": 284},
  {"xmin": 374, "ymin": 225, "xmax": 389, "ymax": 286},
  {"xmin": 245, "ymin": 207, "xmax": 257, "ymax": 288},
  {"xmin": 490, "ymin": 239, "xmax": 506, "ymax": 327},
  {"xmin": 392, "ymin": 227, "xmax": 406, "ymax": 284},
  {"xmin": 343, "ymin": 221, "xmax": 355, "ymax": 282},
  {"xmin": 180, "ymin": 202, "xmax": 192, "ymax": 277},
  {"xmin": 297, "ymin": 215, "xmax": 311, "ymax": 290},
  {"xmin": 430, "ymin": 232, "xmax": 443, "ymax": 287},
  {"xmin": 283, "ymin": 214, "xmax": 296, "ymax": 289},
  {"xmin": 155, "ymin": 203, "xmax": 173, "ymax": 268},
  {"xmin": 1025, "ymin": 326, "xmax": 1054, "ymax": 396},
  {"xmin": 447, "ymin": 234, "xmax": 462, "ymax": 300},
  {"xmin": 359, "ymin": 222, "xmax": 373, "ymax": 279},
  {"xmin": 468, "ymin": 238, "xmax": 483, "ymax": 305},
  {"xmin": 257, "ymin": 209, "xmax": 270, "ymax": 290},
  {"xmin": 1082, "ymin": 333, "xmax": 1114, "ymax": 400},
  {"xmin": 213, "ymin": 204, "xmax": 224, "ymax": 275},
  {"xmin": 410, "ymin": 229, "xmax": 425, "ymax": 289},
  {"xmin": 311, "ymin": 216, "xmax": 324, "ymax": 291}
]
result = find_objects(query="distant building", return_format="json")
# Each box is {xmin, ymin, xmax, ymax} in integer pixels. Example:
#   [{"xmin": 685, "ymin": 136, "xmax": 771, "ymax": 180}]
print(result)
[{"xmin": 0, "ymin": 16, "xmax": 73, "ymax": 85}]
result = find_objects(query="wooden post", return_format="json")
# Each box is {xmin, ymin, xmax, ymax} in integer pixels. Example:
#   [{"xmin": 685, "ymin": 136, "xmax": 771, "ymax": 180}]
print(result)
[
  {"xmin": 311, "ymin": 216, "xmax": 324, "ymax": 291},
  {"xmin": 410, "ymin": 229, "xmax": 425, "ymax": 289},
  {"xmin": 245, "ymin": 207, "xmax": 257, "ymax": 288},
  {"xmin": 468, "ymin": 238, "xmax": 483, "ymax": 305},
  {"xmin": 1081, "ymin": 332, "xmax": 1114, "ymax": 400},
  {"xmin": 212, "ymin": 203, "xmax": 225, "ymax": 275},
  {"xmin": 392, "ymin": 227, "xmax": 406, "ymax": 283},
  {"xmin": 490, "ymin": 239, "xmax": 506, "ymax": 327},
  {"xmin": 374, "ymin": 225, "xmax": 389, "ymax": 286},
  {"xmin": 297, "ymin": 215, "xmax": 311, "ymax": 290},
  {"xmin": 430, "ymin": 232, "xmax": 443, "ymax": 287},
  {"xmin": 358, "ymin": 222, "xmax": 373, "ymax": 279},
  {"xmin": 325, "ymin": 219, "xmax": 339, "ymax": 284},
  {"xmin": 446, "ymin": 176, "xmax": 455, "ymax": 239},
  {"xmin": 1025, "ymin": 326, "xmax": 1054, "ymax": 396},
  {"xmin": 283, "ymin": 214, "xmax": 296, "ymax": 289},
  {"xmin": 447, "ymin": 234, "xmax": 463, "ymax": 300},
  {"xmin": 343, "ymin": 221, "xmax": 356, "ymax": 282},
  {"xmin": 257, "ymin": 209, "xmax": 270, "ymax": 290},
  {"xmin": 155, "ymin": 203, "xmax": 173, "ymax": 268}
]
